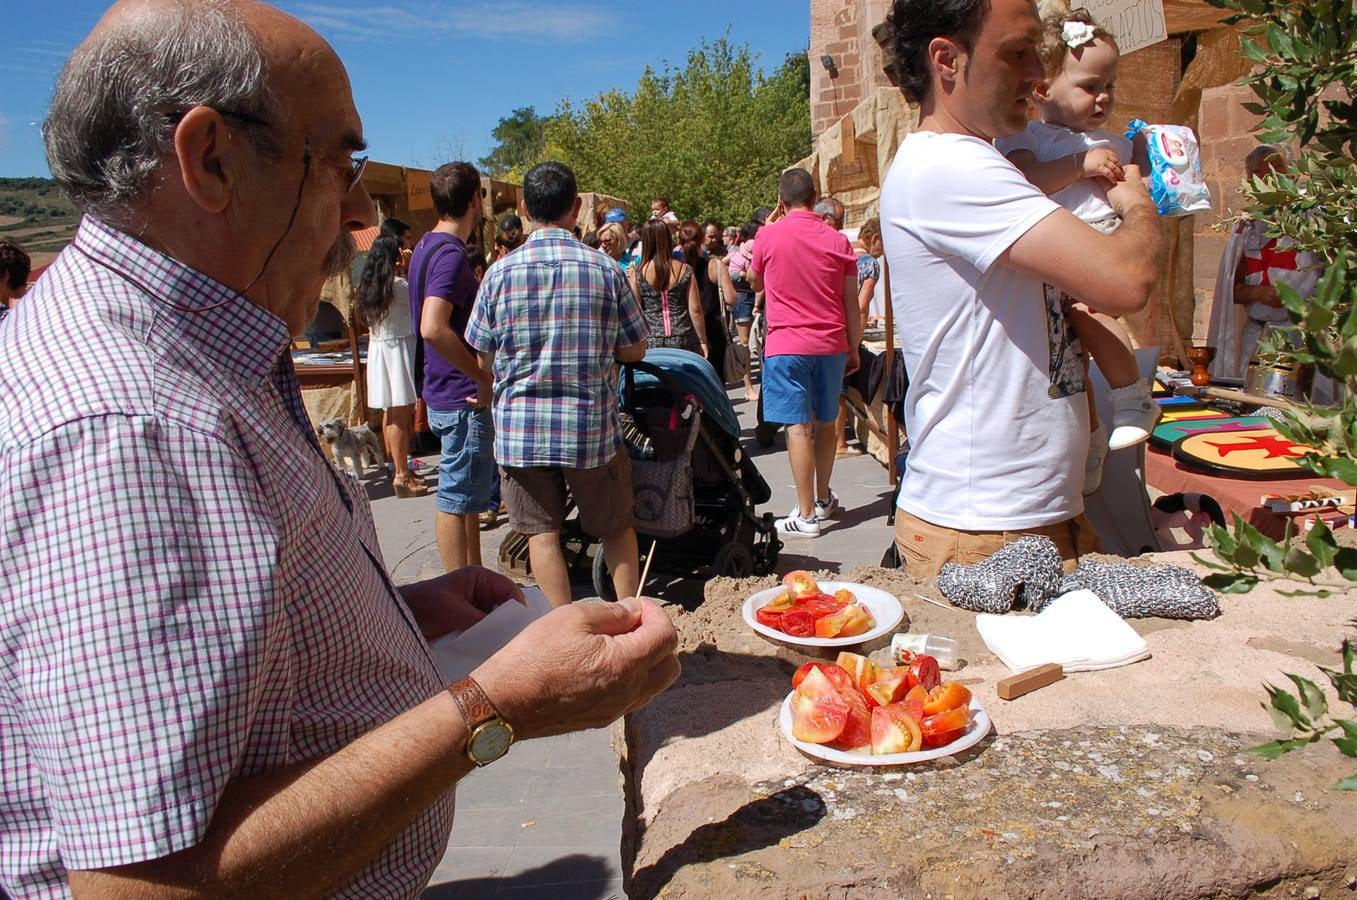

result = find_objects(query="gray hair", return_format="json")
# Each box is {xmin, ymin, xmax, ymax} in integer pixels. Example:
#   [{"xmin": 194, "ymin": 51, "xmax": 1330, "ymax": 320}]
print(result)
[
  {"xmin": 1244, "ymin": 144, "xmax": 1286, "ymax": 178},
  {"xmin": 43, "ymin": 0, "xmax": 279, "ymax": 221},
  {"xmin": 813, "ymin": 196, "xmax": 845, "ymax": 227}
]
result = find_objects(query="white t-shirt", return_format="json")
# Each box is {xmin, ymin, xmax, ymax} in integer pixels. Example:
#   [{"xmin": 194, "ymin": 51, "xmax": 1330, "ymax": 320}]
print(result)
[
  {"xmin": 881, "ymin": 132, "xmax": 1090, "ymax": 531},
  {"xmin": 995, "ymin": 121, "xmax": 1132, "ymax": 224}
]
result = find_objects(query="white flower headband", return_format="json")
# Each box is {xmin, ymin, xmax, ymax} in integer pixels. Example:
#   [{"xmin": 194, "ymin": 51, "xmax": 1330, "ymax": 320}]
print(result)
[{"xmin": 1062, "ymin": 20, "xmax": 1097, "ymax": 49}]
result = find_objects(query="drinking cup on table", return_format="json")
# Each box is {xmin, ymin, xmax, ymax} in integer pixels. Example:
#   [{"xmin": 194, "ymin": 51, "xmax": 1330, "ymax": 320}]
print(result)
[{"xmin": 892, "ymin": 633, "xmax": 959, "ymax": 670}]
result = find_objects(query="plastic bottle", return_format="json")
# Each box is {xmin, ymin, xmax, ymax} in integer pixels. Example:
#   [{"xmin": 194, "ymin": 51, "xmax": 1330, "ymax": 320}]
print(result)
[{"xmin": 892, "ymin": 632, "xmax": 959, "ymax": 670}]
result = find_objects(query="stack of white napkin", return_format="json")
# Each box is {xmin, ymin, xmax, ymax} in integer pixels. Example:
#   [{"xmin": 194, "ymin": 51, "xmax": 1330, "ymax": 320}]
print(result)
[{"xmin": 974, "ymin": 589, "xmax": 1151, "ymax": 673}]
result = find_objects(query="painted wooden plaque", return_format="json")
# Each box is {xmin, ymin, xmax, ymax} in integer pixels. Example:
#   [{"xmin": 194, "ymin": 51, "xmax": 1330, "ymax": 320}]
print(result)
[
  {"xmin": 1157, "ymin": 396, "xmax": 1207, "ymax": 409},
  {"xmin": 1147, "ymin": 415, "xmax": 1272, "ymax": 452},
  {"xmin": 1171, "ymin": 428, "xmax": 1324, "ymax": 478},
  {"xmin": 1159, "ymin": 407, "xmax": 1230, "ymax": 424}
]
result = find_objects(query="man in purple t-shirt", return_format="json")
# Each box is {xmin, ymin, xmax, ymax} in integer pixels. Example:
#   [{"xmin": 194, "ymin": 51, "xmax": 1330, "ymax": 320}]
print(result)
[{"xmin": 409, "ymin": 162, "xmax": 494, "ymax": 571}]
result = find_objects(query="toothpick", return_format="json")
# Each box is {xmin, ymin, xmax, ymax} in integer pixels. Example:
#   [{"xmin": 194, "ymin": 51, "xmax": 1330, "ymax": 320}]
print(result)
[
  {"xmin": 912, "ymin": 591, "xmax": 954, "ymax": 611},
  {"xmin": 637, "ymin": 540, "xmax": 658, "ymax": 598}
]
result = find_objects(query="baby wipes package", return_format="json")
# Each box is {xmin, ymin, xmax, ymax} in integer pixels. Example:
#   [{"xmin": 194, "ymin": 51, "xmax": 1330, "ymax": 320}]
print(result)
[{"xmin": 1125, "ymin": 119, "xmax": 1212, "ymax": 217}]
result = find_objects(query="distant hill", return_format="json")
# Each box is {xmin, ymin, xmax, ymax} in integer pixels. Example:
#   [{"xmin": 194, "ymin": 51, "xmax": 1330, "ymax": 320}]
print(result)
[{"xmin": 0, "ymin": 177, "xmax": 80, "ymax": 265}]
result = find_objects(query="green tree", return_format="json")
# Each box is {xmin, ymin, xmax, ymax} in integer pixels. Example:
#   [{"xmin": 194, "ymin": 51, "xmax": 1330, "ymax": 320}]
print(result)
[
  {"xmin": 478, "ymin": 106, "xmax": 548, "ymax": 178},
  {"xmin": 543, "ymin": 39, "xmax": 811, "ymax": 225},
  {"xmin": 1198, "ymin": 0, "xmax": 1357, "ymax": 790}
]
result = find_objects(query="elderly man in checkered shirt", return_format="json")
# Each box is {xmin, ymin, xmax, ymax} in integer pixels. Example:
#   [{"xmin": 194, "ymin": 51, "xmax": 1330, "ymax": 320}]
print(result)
[{"xmin": 0, "ymin": 2, "xmax": 679, "ymax": 897}]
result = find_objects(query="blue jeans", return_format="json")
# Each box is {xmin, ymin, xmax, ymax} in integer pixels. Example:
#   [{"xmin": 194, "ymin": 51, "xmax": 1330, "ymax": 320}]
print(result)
[{"xmin": 427, "ymin": 407, "xmax": 495, "ymax": 515}]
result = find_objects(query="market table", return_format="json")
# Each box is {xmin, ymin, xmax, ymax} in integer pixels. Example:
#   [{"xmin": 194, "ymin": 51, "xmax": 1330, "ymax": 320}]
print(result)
[
  {"xmin": 619, "ymin": 556, "xmax": 1357, "ymax": 899},
  {"xmin": 1144, "ymin": 446, "xmax": 1349, "ymax": 540}
]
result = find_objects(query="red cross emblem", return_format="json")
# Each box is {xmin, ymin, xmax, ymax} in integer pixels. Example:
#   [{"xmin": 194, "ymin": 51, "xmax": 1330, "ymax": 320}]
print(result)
[
  {"xmin": 1241, "ymin": 239, "xmax": 1300, "ymax": 285},
  {"xmin": 1204, "ymin": 434, "xmax": 1305, "ymax": 459}
]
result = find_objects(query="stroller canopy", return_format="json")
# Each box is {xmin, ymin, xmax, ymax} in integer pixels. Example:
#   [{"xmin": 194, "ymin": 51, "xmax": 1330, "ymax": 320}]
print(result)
[{"xmin": 621, "ymin": 349, "xmax": 743, "ymax": 439}]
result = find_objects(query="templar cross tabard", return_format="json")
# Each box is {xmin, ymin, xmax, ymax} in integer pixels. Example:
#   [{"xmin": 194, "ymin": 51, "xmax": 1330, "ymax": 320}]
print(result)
[
  {"xmin": 1242, "ymin": 240, "xmax": 1300, "ymax": 285},
  {"xmin": 1204, "ymin": 434, "xmax": 1306, "ymax": 459}
]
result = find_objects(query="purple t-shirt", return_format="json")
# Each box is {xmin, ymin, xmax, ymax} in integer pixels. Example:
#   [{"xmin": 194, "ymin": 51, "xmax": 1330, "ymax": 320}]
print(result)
[{"xmin": 408, "ymin": 232, "xmax": 479, "ymax": 412}]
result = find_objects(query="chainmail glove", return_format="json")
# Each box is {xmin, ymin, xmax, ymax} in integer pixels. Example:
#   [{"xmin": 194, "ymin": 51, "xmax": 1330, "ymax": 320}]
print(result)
[
  {"xmin": 937, "ymin": 536, "xmax": 1064, "ymax": 614},
  {"xmin": 1059, "ymin": 559, "xmax": 1221, "ymax": 620}
]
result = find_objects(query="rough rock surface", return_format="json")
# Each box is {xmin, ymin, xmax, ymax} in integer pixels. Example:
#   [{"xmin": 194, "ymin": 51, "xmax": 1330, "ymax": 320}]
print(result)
[{"xmin": 624, "ymin": 553, "xmax": 1357, "ymax": 899}]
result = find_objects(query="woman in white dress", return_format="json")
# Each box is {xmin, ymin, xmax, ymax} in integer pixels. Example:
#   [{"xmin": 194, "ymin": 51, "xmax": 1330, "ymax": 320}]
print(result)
[{"xmin": 356, "ymin": 232, "xmax": 428, "ymax": 497}]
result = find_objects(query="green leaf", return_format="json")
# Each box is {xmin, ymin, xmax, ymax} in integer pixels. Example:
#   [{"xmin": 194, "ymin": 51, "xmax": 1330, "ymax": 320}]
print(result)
[
  {"xmin": 1305, "ymin": 520, "xmax": 1340, "ymax": 569},
  {"xmin": 1334, "ymin": 548, "xmax": 1357, "ymax": 581},
  {"xmin": 1204, "ymin": 572, "xmax": 1260, "ymax": 594},
  {"xmin": 1282, "ymin": 546, "xmax": 1323, "ymax": 578},
  {"xmin": 1286, "ymin": 674, "xmax": 1329, "ymax": 720},
  {"xmin": 1248, "ymin": 738, "xmax": 1303, "ymax": 760},
  {"xmin": 1335, "ymin": 737, "xmax": 1357, "ymax": 758},
  {"xmin": 1333, "ymin": 774, "xmax": 1357, "ymax": 791},
  {"xmin": 1266, "ymin": 683, "xmax": 1311, "ymax": 731}
]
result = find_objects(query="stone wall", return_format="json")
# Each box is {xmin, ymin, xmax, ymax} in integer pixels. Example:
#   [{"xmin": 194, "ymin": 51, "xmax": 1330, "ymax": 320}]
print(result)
[{"xmin": 809, "ymin": 0, "xmax": 894, "ymax": 139}]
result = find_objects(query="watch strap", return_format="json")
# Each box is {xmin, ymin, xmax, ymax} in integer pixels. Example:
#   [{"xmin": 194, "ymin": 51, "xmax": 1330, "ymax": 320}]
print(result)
[{"xmin": 448, "ymin": 676, "xmax": 500, "ymax": 731}]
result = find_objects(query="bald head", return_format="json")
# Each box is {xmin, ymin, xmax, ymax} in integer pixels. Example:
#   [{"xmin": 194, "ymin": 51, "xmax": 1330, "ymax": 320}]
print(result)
[{"xmin": 44, "ymin": 0, "xmax": 338, "ymax": 221}]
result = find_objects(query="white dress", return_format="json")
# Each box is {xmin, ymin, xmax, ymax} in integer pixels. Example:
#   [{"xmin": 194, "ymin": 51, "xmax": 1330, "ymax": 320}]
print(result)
[{"xmin": 365, "ymin": 277, "xmax": 418, "ymax": 409}]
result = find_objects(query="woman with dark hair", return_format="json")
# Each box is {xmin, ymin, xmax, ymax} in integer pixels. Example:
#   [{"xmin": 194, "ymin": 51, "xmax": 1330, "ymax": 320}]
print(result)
[
  {"xmin": 680, "ymin": 220, "xmax": 737, "ymax": 379},
  {"xmin": 631, "ymin": 219, "xmax": 707, "ymax": 357},
  {"xmin": 726, "ymin": 220, "xmax": 762, "ymax": 399},
  {"xmin": 0, "ymin": 240, "xmax": 31, "ymax": 325},
  {"xmin": 355, "ymin": 232, "xmax": 428, "ymax": 497}
]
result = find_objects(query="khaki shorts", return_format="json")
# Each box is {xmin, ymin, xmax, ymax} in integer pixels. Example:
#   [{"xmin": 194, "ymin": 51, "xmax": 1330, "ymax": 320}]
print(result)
[
  {"xmin": 502, "ymin": 451, "xmax": 635, "ymax": 538},
  {"xmin": 894, "ymin": 509, "xmax": 1101, "ymax": 578}
]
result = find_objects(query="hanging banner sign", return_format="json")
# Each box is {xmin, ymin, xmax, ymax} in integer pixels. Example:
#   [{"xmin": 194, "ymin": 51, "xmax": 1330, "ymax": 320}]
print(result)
[{"xmin": 1074, "ymin": 0, "xmax": 1168, "ymax": 55}]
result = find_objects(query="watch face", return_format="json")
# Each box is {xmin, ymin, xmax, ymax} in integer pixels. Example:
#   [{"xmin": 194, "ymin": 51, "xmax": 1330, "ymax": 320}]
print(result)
[{"xmin": 469, "ymin": 721, "xmax": 513, "ymax": 764}]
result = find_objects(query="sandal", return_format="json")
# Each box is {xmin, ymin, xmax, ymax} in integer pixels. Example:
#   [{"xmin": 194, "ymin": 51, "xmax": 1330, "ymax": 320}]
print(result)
[{"xmin": 393, "ymin": 474, "xmax": 430, "ymax": 498}]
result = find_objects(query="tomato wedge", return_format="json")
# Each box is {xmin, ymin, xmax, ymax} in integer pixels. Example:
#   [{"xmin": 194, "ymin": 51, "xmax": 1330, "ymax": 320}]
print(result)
[
  {"xmin": 920, "ymin": 704, "xmax": 972, "ymax": 748},
  {"xmin": 909, "ymin": 654, "xmax": 941, "ymax": 692},
  {"xmin": 791, "ymin": 662, "xmax": 856, "ymax": 696},
  {"xmin": 827, "ymin": 683, "xmax": 872, "ymax": 751},
  {"xmin": 870, "ymin": 702, "xmax": 923, "ymax": 754},
  {"xmin": 755, "ymin": 607, "xmax": 783, "ymax": 630},
  {"xmin": 762, "ymin": 590, "xmax": 796, "ymax": 612},
  {"xmin": 834, "ymin": 652, "xmax": 878, "ymax": 693},
  {"xmin": 923, "ymin": 682, "xmax": 972, "ymax": 716},
  {"xmin": 791, "ymin": 689, "xmax": 848, "ymax": 743},
  {"xmin": 780, "ymin": 608, "xmax": 816, "ymax": 637},
  {"xmin": 801, "ymin": 593, "xmax": 848, "ymax": 619},
  {"xmin": 900, "ymin": 684, "xmax": 927, "ymax": 724}
]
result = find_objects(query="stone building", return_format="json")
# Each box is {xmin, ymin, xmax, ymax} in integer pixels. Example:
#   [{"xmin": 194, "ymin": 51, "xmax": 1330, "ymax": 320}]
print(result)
[{"xmin": 803, "ymin": 0, "xmax": 1270, "ymax": 358}]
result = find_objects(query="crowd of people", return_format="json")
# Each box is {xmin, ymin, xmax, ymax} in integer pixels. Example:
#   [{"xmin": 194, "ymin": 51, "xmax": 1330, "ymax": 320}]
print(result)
[{"xmin": 0, "ymin": 0, "xmax": 1311, "ymax": 896}]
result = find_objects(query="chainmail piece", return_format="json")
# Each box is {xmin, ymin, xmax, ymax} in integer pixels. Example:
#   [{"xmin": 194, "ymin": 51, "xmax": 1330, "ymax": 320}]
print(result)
[
  {"xmin": 937, "ymin": 536, "xmax": 1065, "ymax": 614},
  {"xmin": 1058, "ymin": 560, "xmax": 1221, "ymax": 620}
]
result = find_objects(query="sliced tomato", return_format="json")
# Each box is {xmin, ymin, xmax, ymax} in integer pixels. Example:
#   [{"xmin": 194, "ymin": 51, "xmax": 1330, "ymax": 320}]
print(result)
[
  {"xmin": 791, "ymin": 662, "xmax": 855, "ymax": 694},
  {"xmin": 802, "ymin": 593, "xmax": 848, "ymax": 619},
  {"xmin": 901, "ymin": 684, "xmax": 927, "ymax": 723},
  {"xmin": 833, "ymin": 587, "xmax": 855, "ymax": 605},
  {"xmin": 791, "ymin": 688, "xmax": 848, "ymax": 743},
  {"xmin": 865, "ymin": 667, "xmax": 911, "ymax": 707},
  {"xmin": 920, "ymin": 704, "xmax": 972, "ymax": 748},
  {"xmin": 837, "ymin": 604, "xmax": 875, "ymax": 637},
  {"xmin": 827, "ymin": 684, "xmax": 872, "ymax": 751},
  {"xmin": 923, "ymin": 682, "xmax": 972, "ymax": 716},
  {"xmin": 762, "ymin": 590, "xmax": 795, "ymax": 612},
  {"xmin": 755, "ymin": 607, "xmax": 783, "ymax": 630},
  {"xmin": 815, "ymin": 609, "xmax": 850, "ymax": 638},
  {"xmin": 783, "ymin": 570, "xmax": 820, "ymax": 600},
  {"xmin": 834, "ymin": 652, "xmax": 878, "ymax": 693},
  {"xmin": 909, "ymin": 654, "xmax": 941, "ymax": 692},
  {"xmin": 870, "ymin": 703, "xmax": 923, "ymax": 754},
  {"xmin": 780, "ymin": 608, "xmax": 816, "ymax": 637}
]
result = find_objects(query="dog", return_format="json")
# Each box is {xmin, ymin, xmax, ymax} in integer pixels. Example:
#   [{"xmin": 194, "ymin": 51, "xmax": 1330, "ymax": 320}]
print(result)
[{"xmin": 316, "ymin": 418, "xmax": 386, "ymax": 479}]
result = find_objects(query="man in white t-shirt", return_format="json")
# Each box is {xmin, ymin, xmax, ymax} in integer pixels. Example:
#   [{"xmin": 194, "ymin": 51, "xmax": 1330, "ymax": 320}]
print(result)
[{"xmin": 881, "ymin": 0, "xmax": 1164, "ymax": 577}]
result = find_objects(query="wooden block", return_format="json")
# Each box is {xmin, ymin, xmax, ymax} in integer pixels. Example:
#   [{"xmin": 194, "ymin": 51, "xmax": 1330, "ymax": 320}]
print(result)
[{"xmin": 996, "ymin": 663, "xmax": 1065, "ymax": 700}]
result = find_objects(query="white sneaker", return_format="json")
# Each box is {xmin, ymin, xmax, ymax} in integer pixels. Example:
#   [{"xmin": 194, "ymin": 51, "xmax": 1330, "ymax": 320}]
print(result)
[
  {"xmin": 814, "ymin": 489, "xmax": 840, "ymax": 520},
  {"xmin": 1084, "ymin": 423, "xmax": 1109, "ymax": 496},
  {"xmin": 1107, "ymin": 382, "xmax": 1160, "ymax": 450},
  {"xmin": 775, "ymin": 513, "xmax": 821, "ymax": 537}
]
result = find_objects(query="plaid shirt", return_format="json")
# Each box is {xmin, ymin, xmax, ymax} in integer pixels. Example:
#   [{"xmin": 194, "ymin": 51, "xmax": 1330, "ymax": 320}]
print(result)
[
  {"xmin": 0, "ymin": 218, "xmax": 452, "ymax": 899},
  {"xmin": 466, "ymin": 227, "xmax": 647, "ymax": 468}
]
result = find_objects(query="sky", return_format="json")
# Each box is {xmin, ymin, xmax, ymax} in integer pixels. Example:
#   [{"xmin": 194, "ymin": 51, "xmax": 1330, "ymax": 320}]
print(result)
[{"xmin": 0, "ymin": 1, "xmax": 811, "ymax": 178}]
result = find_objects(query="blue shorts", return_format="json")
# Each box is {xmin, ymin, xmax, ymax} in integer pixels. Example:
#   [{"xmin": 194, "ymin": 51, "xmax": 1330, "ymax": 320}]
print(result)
[
  {"xmin": 428, "ymin": 407, "xmax": 496, "ymax": 515},
  {"xmin": 762, "ymin": 353, "xmax": 848, "ymax": 425},
  {"xmin": 734, "ymin": 291, "xmax": 756, "ymax": 324}
]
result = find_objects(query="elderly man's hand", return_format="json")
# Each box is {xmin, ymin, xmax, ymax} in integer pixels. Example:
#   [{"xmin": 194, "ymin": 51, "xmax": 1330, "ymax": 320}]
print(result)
[
  {"xmin": 402, "ymin": 566, "xmax": 526, "ymax": 642},
  {"xmin": 472, "ymin": 597, "xmax": 681, "ymax": 740},
  {"xmin": 1106, "ymin": 163, "xmax": 1155, "ymax": 217}
]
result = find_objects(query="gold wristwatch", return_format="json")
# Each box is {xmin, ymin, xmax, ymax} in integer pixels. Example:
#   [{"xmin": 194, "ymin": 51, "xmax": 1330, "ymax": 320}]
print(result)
[{"xmin": 448, "ymin": 676, "xmax": 515, "ymax": 766}]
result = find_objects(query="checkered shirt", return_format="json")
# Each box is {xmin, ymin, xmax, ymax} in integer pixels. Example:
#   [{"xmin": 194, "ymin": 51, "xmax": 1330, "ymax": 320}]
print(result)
[
  {"xmin": 0, "ymin": 217, "xmax": 453, "ymax": 899},
  {"xmin": 466, "ymin": 227, "xmax": 647, "ymax": 468}
]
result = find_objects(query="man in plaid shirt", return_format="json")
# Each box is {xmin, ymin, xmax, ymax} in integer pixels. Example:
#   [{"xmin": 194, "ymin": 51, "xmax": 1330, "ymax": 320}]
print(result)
[
  {"xmin": 467, "ymin": 161, "xmax": 648, "ymax": 608},
  {"xmin": 0, "ymin": 3, "xmax": 678, "ymax": 897}
]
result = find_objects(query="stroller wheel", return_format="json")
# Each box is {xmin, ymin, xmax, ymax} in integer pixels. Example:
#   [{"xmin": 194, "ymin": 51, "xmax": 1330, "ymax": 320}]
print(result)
[
  {"xmin": 713, "ymin": 542, "xmax": 754, "ymax": 578},
  {"xmin": 592, "ymin": 549, "xmax": 619, "ymax": 602}
]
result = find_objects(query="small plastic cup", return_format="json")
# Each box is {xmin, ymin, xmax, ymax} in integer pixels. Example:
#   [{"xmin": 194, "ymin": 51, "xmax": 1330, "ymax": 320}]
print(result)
[{"xmin": 892, "ymin": 632, "xmax": 959, "ymax": 670}]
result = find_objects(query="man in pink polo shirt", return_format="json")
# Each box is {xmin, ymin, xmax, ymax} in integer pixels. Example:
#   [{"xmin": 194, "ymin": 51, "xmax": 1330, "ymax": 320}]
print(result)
[{"xmin": 749, "ymin": 168, "xmax": 861, "ymax": 537}]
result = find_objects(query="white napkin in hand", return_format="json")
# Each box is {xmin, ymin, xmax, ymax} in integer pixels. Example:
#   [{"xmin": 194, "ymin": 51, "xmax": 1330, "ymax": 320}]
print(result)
[
  {"xmin": 975, "ymin": 589, "xmax": 1150, "ymax": 673},
  {"xmin": 429, "ymin": 587, "xmax": 554, "ymax": 683}
]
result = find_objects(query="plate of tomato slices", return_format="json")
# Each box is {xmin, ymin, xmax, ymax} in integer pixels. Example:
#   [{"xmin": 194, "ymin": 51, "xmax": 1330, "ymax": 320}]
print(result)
[
  {"xmin": 743, "ymin": 571, "xmax": 902, "ymax": 648},
  {"xmin": 776, "ymin": 655, "xmax": 991, "ymax": 766}
]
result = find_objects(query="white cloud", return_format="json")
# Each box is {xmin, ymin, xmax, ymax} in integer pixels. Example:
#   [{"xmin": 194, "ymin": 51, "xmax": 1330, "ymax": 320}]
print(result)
[{"xmin": 287, "ymin": 1, "xmax": 611, "ymax": 43}]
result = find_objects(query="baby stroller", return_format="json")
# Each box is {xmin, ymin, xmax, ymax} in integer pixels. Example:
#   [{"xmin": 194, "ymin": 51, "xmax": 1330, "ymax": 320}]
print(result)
[{"xmin": 588, "ymin": 349, "xmax": 781, "ymax": 600}]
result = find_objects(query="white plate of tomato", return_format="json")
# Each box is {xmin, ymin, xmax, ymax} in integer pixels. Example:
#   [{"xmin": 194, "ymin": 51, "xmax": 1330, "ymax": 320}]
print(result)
[
  {"xmin": 743, "ymin": 572, "xmax": 903, "ymax": 648},
  {"xmin": 776, "ymin": 653, "xmax": 991, "ymax": 766}
]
